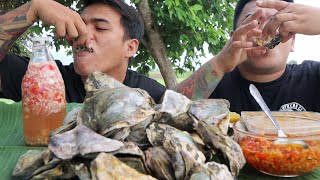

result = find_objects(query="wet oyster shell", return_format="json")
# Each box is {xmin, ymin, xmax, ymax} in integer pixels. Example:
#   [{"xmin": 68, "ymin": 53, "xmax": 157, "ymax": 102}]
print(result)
[
  {"xmin": 84, "ymin": 70, "xmax": 125, "ymax": 99},
  {"xmin": 147, "ymin": 123, "xmax": 206, "ymax": 179},
  {"xmin": 90, "ymin": 153, "xmax": 156, "ymax": 180},
  {"xmin": 79, "ymin": 87, "xmax": 156, "ymax": 138},
  {"xmin": 197, "ymin": 121, "xmax": 246, "ymax": 176},
  {"xmin": 144, "ymin": 147, "xmax": 175, "ymax": 180},
  {"xmin": 12, "ymin": 149, "xmax": 51, "ymax": 179},
  {"xmin": 49, "ymin": 125, "xmax": 124, "ymax": 160},
  {"xmin": 189, "ymin": 99, "xmax": 230, "ymax": 135},
  {"xmin": 113, "ymin": 142, "xmax": 148, "ymax": 174},
  {"xmin": 156, "ymin": 90, "xmax": 197, "ymax": 132}
]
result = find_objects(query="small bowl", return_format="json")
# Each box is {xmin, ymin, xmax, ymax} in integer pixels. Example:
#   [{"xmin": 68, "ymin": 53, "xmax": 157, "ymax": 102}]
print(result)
[{"xmin": 233, "ymin": 115, "xmax": 320, "ymax": 177}]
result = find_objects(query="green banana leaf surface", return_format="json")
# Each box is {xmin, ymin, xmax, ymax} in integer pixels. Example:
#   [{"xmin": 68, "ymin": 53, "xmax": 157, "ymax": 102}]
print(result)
[{"xmin": 0, "ymin": 101, "xmax": 319, "ymax": 180}]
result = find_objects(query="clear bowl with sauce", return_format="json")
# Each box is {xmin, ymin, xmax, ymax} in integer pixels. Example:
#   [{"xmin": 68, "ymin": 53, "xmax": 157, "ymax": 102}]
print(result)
[{"xmin": 233, "ymin": 115, "xmax": 320, "ymax": 177}]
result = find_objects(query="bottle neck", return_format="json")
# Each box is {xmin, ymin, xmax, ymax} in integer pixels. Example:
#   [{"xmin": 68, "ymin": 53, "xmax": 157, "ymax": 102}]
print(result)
[{"xmin": 31, "ymin": 44, "xmax": 53, "ymax": 63}]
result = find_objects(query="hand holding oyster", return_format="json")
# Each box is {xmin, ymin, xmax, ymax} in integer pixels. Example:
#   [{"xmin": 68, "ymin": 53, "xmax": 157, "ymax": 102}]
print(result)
[{"xmin": 256, "ymin": 34, "xmax": 283, "ymax": 49}]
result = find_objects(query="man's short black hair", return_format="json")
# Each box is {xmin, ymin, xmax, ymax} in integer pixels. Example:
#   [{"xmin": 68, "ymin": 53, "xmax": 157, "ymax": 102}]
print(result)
[
  {"xmin": 233, "ymin": 0, "xmax": 294, "ymax": 30},
  {"xmin": 83, "ymin": 0, "xmax": 144, "ymax": 41}
]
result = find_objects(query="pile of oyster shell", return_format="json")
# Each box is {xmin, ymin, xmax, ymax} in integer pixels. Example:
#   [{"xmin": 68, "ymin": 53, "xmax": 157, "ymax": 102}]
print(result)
[{"xmin": 12, "ymin": 71, "xmax": 246, "ymax": 180}]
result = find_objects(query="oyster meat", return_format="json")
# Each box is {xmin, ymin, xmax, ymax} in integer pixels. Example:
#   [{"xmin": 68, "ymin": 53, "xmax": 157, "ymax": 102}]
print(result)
[{"xmin": 256, "ymin": 34, "xmax": 283, "ymax": 49}]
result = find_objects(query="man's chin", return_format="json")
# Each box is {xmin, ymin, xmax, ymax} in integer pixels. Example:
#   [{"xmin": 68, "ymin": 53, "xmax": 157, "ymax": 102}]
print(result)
[{"xmin": 73, "ymin": 63, "xmax": 91, "ymax": 77}]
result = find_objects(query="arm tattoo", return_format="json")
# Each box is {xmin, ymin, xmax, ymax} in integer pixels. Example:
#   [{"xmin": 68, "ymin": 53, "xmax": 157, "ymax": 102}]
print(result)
[
  {"xmin": 175, "ymin": 61, "xmax": 223, "ymax": 100},
  {"xmin": 0, "ymin": 3, "xmax": 33, "ymax": 61}
]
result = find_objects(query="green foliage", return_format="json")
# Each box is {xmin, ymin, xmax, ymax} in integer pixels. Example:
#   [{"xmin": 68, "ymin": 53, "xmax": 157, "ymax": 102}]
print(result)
[{"xmin": 131, "ymin": 0, "xmax": 237, "ymax": 75}]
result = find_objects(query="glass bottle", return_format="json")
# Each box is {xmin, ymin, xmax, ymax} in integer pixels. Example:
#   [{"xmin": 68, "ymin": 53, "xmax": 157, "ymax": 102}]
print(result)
[{"xmin": 21, "ymin": 37, "xmax": 66, "ymax": 146}]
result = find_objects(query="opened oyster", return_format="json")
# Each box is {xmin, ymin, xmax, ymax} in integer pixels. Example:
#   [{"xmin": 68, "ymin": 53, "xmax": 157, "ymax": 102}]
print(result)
[
  {"xmin": 256, "ymin": 34, "xmax": 283, "ymax": 49},
  {"xmin": 13, "ymin": 71, "xmax": 245, "ymax": 180}
]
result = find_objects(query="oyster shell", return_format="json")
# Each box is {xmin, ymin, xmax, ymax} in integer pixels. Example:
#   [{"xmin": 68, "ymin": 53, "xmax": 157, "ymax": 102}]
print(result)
[
  {"xmin": 49, "ymin": 125, "xmax": 124, "ymax": 160},
  {"xmin": 197, "ymin": 121, "xmax": 246, "ymax": 176},
  {"xmin": 12, "ymin": 149, "xmax": 67, "ymax": 179},
  {"xmin": 256, "ymin": 34, "xmax": 283, "ymax": 49},
  {"xmin": 113, "ymin": 142, "xmax": 148, "ymax": 174},
  {"xmin": 146, "ymin": 123, "xmax": 206, "ymax": 179},
  {"xmin": 84, "ymin": 70, "xmax": 125, "ymax": 99},
  {"xmin": 189, "ymin": 99, "xmax": 230, "ymax": 135},
  {"xmin": 78, "ymin": 87, "xmax": 156, "ymax": 139},
  {"xmin": 156, "ymin": 90, "xmax": 197, "ymax": 132},
  {"xmin": 144, "ymin": 147, "xmax": 175, "ymax": 180},
  {"xmin": 69, "ymin": 161, "xmax": 91, "ymax": 180},
  {"xmin": 90, "ymin": 153, "xmax": 156, "ymax": 180},
  {"xmin": 157, "ymin": 91, "xmax": 231, "ymax": 134},
  {"xmin": 12, "ymin": 149, "xmax": 52, "ymax": 179},
  {"xmin": 177, "ymin": 150, "xmax": 233, "ymax": 180},
  {"xmin": 31, "ymin": 161, "xmax": 75, "ymax": 179}
]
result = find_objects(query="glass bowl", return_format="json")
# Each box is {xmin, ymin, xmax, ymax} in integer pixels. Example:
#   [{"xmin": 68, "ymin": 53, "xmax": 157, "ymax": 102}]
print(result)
[{"xmin": 233, "ymin": 115, "xmax": 320, "ymax": 177}]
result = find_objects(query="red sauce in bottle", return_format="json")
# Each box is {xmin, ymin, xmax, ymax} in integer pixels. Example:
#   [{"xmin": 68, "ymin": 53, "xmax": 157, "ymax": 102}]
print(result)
[{"xmin": 21, "ymin": 37, "xmax": 66, "ymax": 146}]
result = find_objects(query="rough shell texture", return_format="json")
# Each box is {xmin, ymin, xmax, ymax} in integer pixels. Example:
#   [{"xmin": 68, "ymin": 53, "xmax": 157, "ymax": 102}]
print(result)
[
  {"xmin": 49, "ymin": 125, "xmax": 124, "ymax": 160},
  {"xmin": 78, "ymin": 87, "xmax": 156, "ymax": 137},
  {"xmin": 90, "ymin": 153, "xmax": 156, "ymax": 180},
  {"xmin": 144, "ymin": 147, "xmax": 175, "ymax": 180},
  {"xmin": 84, "ymin": 70, "xmax": 125, "ymax": 99},
  {"xmin": 197, "ymin": 121, "xmax": 246, "ymax": 176}
]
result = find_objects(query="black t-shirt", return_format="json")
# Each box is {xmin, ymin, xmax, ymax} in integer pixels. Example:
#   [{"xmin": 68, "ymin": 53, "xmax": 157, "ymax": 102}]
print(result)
[
  {"xmin": 210, "ymin": 61, "xmax": 320, "ymax": 113},
  {"xmin": 0, "ymin": 54, "xmax": 166, "ymax": 104}
]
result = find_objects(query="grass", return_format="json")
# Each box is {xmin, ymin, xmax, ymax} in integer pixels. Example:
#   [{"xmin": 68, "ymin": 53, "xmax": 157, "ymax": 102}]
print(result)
[{"xmin": 149, "ymin": 71, "xmax": 193, "ymax": 85}]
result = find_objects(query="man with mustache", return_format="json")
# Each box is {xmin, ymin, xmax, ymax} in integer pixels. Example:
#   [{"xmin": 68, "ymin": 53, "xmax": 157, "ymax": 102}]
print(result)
[
  {"xmin": 176, "ymin": 0, "xmax": 320, "ymax": 113},
  {"xmin": 0, "ymin": 0, "xmax": 166, "ymax": 103}
]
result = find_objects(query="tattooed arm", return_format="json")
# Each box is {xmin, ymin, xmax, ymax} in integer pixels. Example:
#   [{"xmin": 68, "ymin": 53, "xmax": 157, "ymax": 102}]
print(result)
[
  {"xmin": 174, "ymin": 57, "xmax": 225, "ymax": 100},
  {"xmin": 174, "ymin": 10, "xmax": 267, "ymax": 100},
  {"xmin": 0, "ymin": 2, "xmax": 35, "ymax": 62},
  {"xmin": 0, "ymin": 0, "xmax": 87, "ymax": 62}
]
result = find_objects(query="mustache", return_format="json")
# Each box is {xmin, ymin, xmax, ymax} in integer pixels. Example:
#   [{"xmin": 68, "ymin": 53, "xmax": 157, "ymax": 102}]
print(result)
[{"xmin": 73, "ymin": 45, "xmax": 94, "ymax": 53}]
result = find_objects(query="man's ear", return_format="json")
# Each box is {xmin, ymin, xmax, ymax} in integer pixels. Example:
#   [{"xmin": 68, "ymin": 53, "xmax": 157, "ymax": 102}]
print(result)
[{"xmin": 125, "ymin": 39, "xmax": 139, "ymax": 58}]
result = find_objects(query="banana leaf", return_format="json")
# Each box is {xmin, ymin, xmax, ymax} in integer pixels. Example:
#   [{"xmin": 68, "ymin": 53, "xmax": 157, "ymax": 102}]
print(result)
[
  {"xmin": 0, "ymin": 100, "xmax": 319, "ymax": 179},
  {"xmin": 0, "ymin": 101, "xmax": 82, "ymax": 179}
]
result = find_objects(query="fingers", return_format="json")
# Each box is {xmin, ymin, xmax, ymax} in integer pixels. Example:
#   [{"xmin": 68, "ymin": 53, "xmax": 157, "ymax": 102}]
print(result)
[
  {"xmin": 231, "ymin": 41, "xmax": 253, "ymax": 51},
  {"xmin": 73, "ymin": 23, "xmax": 88, "ymax": 46},
  {"xmin": 247, "ymin": 47, "xmax": 267, "ymax": 57},
  {"xmin": 240, "ymin": 9, "xmax": 263, "ymax": 26},
  {"xmin": 280, "ymin": 32, "xmax": 295, "ymax": 43},
  {"xmin": 247, "ymin": 29, "xmax": 262, "ymax": 38},
  {"xmin": 233, "ymin": 20, "xmax": 259, "ymax": 41},
  {"xmin": 233, "ymin": 9, "xmax": 263, "ymax": 41},
  {"xmin": 55, "ymin": 21, "xmax": 67, "ymax": 38},
  {"xmin": 54, "ymin": 21, "xmax": 87, "ymax": 45},
  {"xmin": 256, "ymin": 0, "xmax": 290, "ymax": 11},
  {"xmin": 36, "ymin": 0, "xmax": 88, "ymax": 45},
  {"xmin": 262, "ymin": 13, "xmax": 293, "ymax": 38}
]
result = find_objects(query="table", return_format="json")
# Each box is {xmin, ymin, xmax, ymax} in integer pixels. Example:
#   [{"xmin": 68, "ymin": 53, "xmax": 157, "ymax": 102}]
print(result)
[{"xmin": 0, "ymin": 101, "xmax": 319, "ymax": 179}]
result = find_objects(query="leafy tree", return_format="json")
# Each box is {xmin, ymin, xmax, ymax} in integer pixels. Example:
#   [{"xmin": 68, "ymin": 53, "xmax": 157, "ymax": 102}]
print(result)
[
  {"xmin": 1, "ymin": 0, "xmax": 237, "ymax": 88},
  {"xmin": 134, "ymin": 0, "xmax": 236, "ymax": 88}
]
